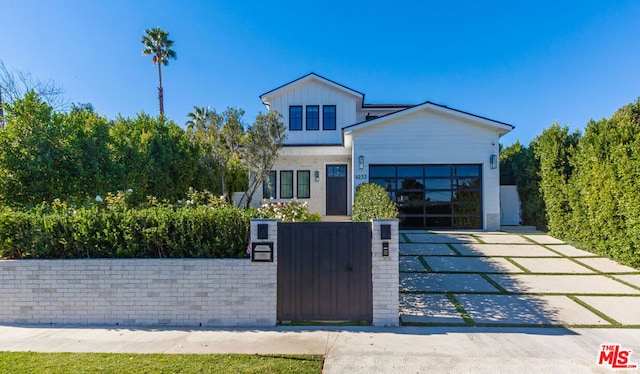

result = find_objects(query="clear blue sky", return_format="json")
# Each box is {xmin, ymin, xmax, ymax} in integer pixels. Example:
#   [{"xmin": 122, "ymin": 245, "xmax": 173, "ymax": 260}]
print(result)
[{"xmin": 1, "ymin": 0, "xmax": 638, "ymax": 146}]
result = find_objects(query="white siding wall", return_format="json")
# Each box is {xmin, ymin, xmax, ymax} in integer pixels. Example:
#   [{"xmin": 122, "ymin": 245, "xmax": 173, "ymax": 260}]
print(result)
[
  {"xmin": 268, "ymin": 81, "xmax": 358, "ymax": 145},
  {"xmin": 253, "ymin": 153, "xmax": 352, "ymax": 216},
  {"xmin": 350, "ymin": 109, "xmax": 502, "ymax": 230}
]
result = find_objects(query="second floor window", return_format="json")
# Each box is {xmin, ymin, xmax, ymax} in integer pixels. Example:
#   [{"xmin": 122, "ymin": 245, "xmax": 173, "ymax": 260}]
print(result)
[
  {"xmin": 323, "ymin": 105, "xmax": 336, "ymax": 130},
  {"xmin": 306, "ymin": 106, "xmax": 319, "ymax": 130},
  {"xmin": 289, "ymin": 106, "xmax": 302, "ymax": 131}
]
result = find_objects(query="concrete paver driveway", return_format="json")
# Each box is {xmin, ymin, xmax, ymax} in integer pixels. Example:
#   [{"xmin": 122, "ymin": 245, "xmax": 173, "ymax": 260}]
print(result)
[{"xmin": 399, "ymin": 230, "xmax": 640, "ymax": 327}]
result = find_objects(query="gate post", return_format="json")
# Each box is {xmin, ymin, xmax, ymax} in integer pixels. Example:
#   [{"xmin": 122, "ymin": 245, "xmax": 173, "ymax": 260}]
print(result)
[
  {"xmin": 249, "ymin": 219, "xmax": 279, "ymax": 325},
  {"xmin": 371, "ymin": 219, "xmax": 399, "ymax": 327}
]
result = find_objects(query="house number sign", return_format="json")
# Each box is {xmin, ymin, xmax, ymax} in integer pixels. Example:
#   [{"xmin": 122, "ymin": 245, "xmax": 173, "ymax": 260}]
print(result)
[{"xmin": 355, "ymin": 174, "xmax": 367, "ymax": 180}]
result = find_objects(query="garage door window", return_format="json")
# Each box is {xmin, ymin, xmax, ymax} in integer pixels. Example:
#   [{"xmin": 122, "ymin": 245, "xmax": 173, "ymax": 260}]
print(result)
[{"xmin": 369, "ymin": 164, "xmax": 482, "ymax": 229}]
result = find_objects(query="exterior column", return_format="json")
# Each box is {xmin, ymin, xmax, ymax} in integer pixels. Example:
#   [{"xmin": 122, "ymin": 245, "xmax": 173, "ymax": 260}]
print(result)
[{"xmin": 371, "ymin": 219, "xmax": 400, "ymax": 327}]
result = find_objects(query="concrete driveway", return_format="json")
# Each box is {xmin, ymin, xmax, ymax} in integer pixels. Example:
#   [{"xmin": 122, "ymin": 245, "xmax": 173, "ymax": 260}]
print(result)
[{"xmin": 399, "ymin": 229, "xmax": 640, "ymax": 327}]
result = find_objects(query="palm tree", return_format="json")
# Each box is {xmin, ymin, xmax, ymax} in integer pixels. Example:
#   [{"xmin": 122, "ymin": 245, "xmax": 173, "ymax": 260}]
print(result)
[{"xmin": 141, "ymin": 28, "xmax": 176, "ymax": 115}]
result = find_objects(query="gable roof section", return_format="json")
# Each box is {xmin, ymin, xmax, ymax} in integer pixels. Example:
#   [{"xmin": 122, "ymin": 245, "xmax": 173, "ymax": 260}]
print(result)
[
  {"xmin": 260, "ymin": 73, "xmax": 364, "ymax": 108},
  {"xmin": 344, "ymin": 101, "xmax": 514, "ymax": 135}
]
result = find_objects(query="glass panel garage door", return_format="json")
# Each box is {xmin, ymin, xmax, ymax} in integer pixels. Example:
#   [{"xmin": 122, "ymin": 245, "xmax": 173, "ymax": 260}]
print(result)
[{"xmin": 369, "ymin": 164, "xmax": 482, "ymax": 229}]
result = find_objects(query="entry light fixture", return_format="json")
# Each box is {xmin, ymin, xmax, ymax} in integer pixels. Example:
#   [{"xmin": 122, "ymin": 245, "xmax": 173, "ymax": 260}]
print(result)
[
  {"xmin": 314, "ymin": 170, "xmax": 320, "ymax": 182},
  {"xmin": 490, "ymin": 154, "xmax": 498, "ymax": 169},
  {"xmin": 359, "ymin": 155, "xmax": 365, "ymax": 169}
]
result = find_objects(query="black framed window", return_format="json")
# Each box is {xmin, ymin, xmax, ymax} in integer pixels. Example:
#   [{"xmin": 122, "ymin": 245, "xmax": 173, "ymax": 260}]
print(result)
[
  {"xmin": 306, "ymin": 105, "xmax": 319, "ymax": 130},
  {"xmin": 262, "ymin": 171, "xmax": 276, "ymax": 199},
  {"xmin": 323, "ymin": 105, "xmax": 336, "ymax": 130},
  {"xmin": 280, "ymin": 171, "xmax": 293, "ymax": 198},
  {"xmin": 297, "ymin": 170, "xmax": 310, "ymax": 198},
  {"xmin": 369, "ymin": 164, "xmax": 482, "ymax": 229},
  {"xmin": 289, "ymin": 106, "xmax": 302, "ymax": 131}
]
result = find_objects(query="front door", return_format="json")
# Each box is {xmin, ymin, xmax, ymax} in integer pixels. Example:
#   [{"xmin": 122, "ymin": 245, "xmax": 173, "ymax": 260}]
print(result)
[{"xmin": 326, "ymin": 164, "xmax": 347, "ymax": 215}]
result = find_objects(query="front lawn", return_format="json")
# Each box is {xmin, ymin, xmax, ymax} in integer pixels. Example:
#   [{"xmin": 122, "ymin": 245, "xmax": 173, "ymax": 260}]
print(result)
[{"xmin": 0, "ymin": 352, "xmax": 323, "ymax": 373}]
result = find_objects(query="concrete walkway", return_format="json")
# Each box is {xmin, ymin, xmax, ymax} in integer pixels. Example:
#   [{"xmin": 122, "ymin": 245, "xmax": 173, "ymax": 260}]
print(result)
[
  {"xmin": 0, "ymin": 324, "xmax": 639, "ymax": 373},
  {"xmin": 400, "ymin": 230, "xmax": 640, "ymax": 327}
]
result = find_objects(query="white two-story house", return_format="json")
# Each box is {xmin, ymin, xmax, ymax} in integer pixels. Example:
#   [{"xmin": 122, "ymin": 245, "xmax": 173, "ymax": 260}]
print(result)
[{"xmin": 256, "ymin": 73, "xmax": 513, "ymax": 230}]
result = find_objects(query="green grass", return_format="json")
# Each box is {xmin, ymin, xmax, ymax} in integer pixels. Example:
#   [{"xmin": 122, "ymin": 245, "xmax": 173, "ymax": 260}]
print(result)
[{"xmin": 0, "ymin": 352, "xmax": 324, "ymax": 374}]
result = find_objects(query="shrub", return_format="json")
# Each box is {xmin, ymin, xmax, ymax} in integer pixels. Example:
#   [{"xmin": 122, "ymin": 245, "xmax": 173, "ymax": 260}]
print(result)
[
  {"xmin": 352, "ymin": 183, "xmax": 398, "ymax": 222},
  {"xmin": 500, "ymin": 141, "xmax": 547, "ymax": 229},
  {"xmin": 255, "ymin": 199, "xmax": 321, "ymax": 222},
  {"xmin": 533, "ymin": 99, "xmax": 640, "ymax": 268},
  {"xmin": 0, "ymin": 199, "xmax": 251, "ymax": 259}
]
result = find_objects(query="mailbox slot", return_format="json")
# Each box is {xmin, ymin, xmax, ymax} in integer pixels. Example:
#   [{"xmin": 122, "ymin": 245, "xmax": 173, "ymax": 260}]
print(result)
[{"xmin": 252, "ymin": 242, "xmax": 273, "ymax": 262}]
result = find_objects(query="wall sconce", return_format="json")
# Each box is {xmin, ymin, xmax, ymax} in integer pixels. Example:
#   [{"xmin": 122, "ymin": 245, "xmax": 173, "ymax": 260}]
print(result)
[
  {"xmin": 490, "ymin": 154, "xmax": 498, "ymax": 169},
  {"xmin": 314, "ymin": 170, "xmax": 319, "ymax": 182},
  {"xmin": 359, "ymin": 155, "xmax": 364, "ymax": 169}
]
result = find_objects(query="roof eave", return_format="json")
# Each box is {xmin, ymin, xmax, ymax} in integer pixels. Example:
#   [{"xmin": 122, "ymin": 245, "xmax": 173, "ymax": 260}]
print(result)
[
  {"xmin": 259, "ymin": 73, "xmax": 364, "ymax": 106},
  {"xmin": 345, "ymin": 101, "xmax": 514, "ymax": 134}
]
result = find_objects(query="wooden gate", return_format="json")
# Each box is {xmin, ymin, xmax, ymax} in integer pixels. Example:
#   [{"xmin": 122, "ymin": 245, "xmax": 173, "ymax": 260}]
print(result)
[{"xmin": 277, "ymin": 222, "xmax": 372, "ymax": 323}]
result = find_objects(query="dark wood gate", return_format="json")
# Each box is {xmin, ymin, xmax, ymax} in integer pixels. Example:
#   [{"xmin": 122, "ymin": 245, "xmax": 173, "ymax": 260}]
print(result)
[{"xmin": 277, "ymin": 222, "xmax": 372, "ymax": 323}]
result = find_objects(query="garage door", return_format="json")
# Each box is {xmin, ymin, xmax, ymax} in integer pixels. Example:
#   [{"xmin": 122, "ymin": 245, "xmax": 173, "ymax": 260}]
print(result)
[{"xmin": 369, "ymin": 164, "xmax": 482, "ymax": 229}]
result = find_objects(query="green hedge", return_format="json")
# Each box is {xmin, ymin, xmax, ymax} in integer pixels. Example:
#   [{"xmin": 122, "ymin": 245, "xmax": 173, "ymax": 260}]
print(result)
[
  {"xmin": 352, "ymin": 183, "xmax": 398, "ymax": 222},
  {"xmin": 534, "ymin": 100, "xmax": 640, "ymax": 268},
  {"xmin": 0, "ymin": 203, "xmax": 251, "ymax": 259},
  {"xmin": 500, "ymin": 141, "xmax": 547, "ymax": 229}
]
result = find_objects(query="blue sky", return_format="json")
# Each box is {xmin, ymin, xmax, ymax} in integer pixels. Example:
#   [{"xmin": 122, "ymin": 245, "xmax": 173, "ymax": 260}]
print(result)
[{"xmin": 1, "ymin": 0, "xmax": 638, "ymax": 146}]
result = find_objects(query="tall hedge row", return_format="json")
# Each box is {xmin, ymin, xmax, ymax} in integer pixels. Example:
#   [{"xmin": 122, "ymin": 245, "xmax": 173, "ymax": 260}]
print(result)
[
  {"xmin": 534, "ymin": 100, "xmax": 640, "ymax": 267},
  {"xmin": 0, "ymin": 204, "xmax": 251, "ymax": 259},
  {"xmin": 500, "ymin": 141, "xmax": 547, "ymax": 229}
]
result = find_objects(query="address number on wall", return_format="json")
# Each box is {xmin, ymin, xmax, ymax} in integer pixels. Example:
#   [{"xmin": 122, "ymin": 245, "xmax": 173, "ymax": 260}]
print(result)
[{"xmin": 355, "ymin": 174, "xmax": 368, "ymax": 180}]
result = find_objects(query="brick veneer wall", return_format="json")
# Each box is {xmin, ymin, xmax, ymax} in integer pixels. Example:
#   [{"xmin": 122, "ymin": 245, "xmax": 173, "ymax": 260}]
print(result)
[
  {"xmin": 0, "ymin": 219, "xmax": 279, "ymax": 327},
  {"xmin": 0, "ymin": 219, "xmax": 401, "ymax": 327},
  {"xmin": 371, "ymin": 219, "xmax": 400, "ymax": 327}
]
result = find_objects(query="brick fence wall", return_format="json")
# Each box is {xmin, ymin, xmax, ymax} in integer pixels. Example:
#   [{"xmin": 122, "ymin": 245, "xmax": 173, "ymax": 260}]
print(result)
[
  {"xmin": 0, "ymin": 219, "xmax": 398, "ymax": 327},
  {"xmin": 0, "ymin": 258, "xmax": 276, "ymax": 327}
]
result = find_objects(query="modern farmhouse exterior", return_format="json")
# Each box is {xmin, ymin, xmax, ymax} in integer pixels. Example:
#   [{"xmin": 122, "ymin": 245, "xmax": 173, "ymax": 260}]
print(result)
[{"xmin": 256, "ymin": 73, "xmax": 514, "ymax": 230}]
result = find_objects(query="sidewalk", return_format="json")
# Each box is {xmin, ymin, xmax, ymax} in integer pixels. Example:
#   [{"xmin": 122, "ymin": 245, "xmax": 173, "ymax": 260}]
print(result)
[{"xmin": 1, "ymin": 324, "xmax": 639, "ymax": 373}]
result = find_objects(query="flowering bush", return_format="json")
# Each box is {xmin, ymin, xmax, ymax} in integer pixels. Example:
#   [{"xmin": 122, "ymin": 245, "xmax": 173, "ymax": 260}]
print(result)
[{"xmin": 256, "ymin": 199, "xmax": 321, "ymax": 222}]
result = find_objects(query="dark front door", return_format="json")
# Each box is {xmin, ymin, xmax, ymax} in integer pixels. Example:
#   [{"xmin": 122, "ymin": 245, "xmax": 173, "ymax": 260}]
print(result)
[
  {"xmin": 326, "ymin": 164, "xmax": 347, "ymax": 215},
  {"xmin": 277, "ymin": 222, "xmax": 372, "ymax": 323}
]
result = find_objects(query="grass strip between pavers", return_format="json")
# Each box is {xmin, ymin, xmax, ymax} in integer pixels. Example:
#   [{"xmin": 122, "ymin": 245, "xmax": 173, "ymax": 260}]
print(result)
[
  {"xmin": 417, "ymin": 256, "xmax": 433, "ymax": 272},
  {"xmin": 444, "ymin": 293, "xmax": 474, "ymax": 326},
  {"xmin": 401, "ymin": 233, "xmax": 411, "ymax": 243},
  {"xmin": 469, "ymin": 234, "xmax": 485, "ymax": 244},
  {"xmin": 502, "ymin": 257, "xmax": 531, "ymax": 273},
  {"xmin": 0, "ymin": 352, "xmax": 324, "ymax": 374},
  {"xmin": 479, "ymin": 273, "xmax": 509, "ymax": 293},
  {"xmin": 446, "ymin": 243, "xmax": 463, "ymax": 256},
  {"xmin": 566, "ymin": 295, "xmax": 620, "ymax": 326}
]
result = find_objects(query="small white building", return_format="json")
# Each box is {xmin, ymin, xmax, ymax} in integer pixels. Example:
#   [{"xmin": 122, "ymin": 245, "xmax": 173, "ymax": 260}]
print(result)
[{"xmin": 256, "ymin": 73, "xmax": 514, "ymax": 230}]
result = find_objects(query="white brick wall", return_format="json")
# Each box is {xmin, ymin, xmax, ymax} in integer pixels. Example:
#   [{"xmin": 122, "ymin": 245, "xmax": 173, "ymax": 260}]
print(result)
[
  {"xmin": 0, "ymin": 221, "xmax": 279, "ymax": 327},
  {"xmin": 371, "ymin": 219, "xmax": 400, "ymax": 327},
  {"xmin": 0, "ymin": 219, "xmax": 401, "ymax": 327}
]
